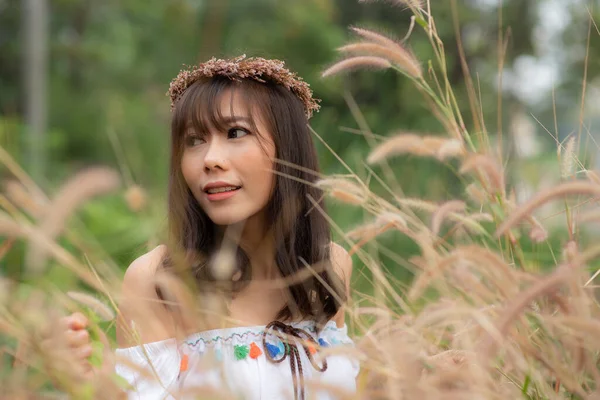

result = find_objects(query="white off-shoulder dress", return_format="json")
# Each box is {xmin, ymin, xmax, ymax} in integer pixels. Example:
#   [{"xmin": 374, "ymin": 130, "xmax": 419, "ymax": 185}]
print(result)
[{"xmin": 115, "ymin": 319, "xmax": 359, "ymax": 400}]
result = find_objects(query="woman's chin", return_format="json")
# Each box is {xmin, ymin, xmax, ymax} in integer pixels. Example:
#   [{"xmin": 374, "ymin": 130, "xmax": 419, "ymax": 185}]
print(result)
[{"xmin": 207, "ymin": 212, "xmax": 247, "ymax": 227}]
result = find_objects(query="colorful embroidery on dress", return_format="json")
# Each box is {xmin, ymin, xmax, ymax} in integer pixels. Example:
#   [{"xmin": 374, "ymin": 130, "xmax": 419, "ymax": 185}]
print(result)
[
  {"xmin": 234, "ymin": 344, "xmax": 249, "ymax": 360},
  {"xmin": 185, "ymin": 324, "xmax": 321, "ymax": 348},
  {"xmin": 181, "ymin": 321, "xmax": 350, "ymax": 363},
  {"xmin": 265, "ymin": 342, "xmax": 280, "ymax": 358},
  {"xmin": 249, "ymin": 342, "xmax": 262, "ymax": 359},
  {"xmin": 179, "ymin": 354, "xmax": 189, "ymax": 372}
]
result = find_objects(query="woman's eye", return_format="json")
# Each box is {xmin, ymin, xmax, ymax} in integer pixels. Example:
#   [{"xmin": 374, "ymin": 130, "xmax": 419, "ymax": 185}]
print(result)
[
  {"xmin": 185, "ymin": 135, "xmax": 205, "ymax": 147},
  {"xmin": 228, "ymin": 128, "xmax": 249, "ymax": 139}
]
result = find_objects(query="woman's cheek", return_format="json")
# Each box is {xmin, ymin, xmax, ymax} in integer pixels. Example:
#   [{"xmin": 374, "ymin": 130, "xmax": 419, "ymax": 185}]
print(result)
[{"xmin": 181, "ymin": 154, "xmax": 202, "ymax": 194}]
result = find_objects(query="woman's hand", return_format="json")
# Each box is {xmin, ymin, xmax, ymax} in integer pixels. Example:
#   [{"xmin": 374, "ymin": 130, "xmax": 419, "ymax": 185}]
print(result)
[
  {"xmin": 41, "ymin": 311, "xmax": 121, "ymax": 398},
  {"xmin": 59, "ymin": 312, "xmax": 95, "ymax": 379}
]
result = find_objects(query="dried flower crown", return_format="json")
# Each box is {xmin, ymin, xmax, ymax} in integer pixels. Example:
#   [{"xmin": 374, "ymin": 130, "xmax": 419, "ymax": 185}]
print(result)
[{"xmin": 167, "ymin": 55, "xmax": 321, "ymax": 119}]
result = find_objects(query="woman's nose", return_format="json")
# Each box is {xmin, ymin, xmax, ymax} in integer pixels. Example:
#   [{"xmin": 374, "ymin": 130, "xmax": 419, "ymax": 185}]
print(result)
[{"xmin": 203, "ymin": 138, "xmax": 229, "ymax": 172}]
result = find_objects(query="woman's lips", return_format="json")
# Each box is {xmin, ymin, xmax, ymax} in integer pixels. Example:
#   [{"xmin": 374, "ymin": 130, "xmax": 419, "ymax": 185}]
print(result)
[{"xmin": 205, "ymin": 187, "xmax": 241, "ymax": 201}]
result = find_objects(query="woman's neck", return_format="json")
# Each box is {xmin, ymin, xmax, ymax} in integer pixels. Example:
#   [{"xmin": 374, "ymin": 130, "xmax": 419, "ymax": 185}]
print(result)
[{"xmin": 220, "ymin": 218, "xmax": 280, "ymax": 280}]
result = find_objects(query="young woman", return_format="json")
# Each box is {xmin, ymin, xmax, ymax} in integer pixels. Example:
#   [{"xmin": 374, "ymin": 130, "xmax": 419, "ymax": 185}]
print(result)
[{"xmin": 62, "ymin": 55, "xmax": 358, "ymax": 400}]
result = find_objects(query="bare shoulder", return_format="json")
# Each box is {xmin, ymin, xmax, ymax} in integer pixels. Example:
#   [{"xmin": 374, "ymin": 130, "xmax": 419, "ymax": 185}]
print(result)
[
  {"xmin": 116, "ymin": 245, "xmax": 175, "ymax": 347},
  {"xmin": 329, "ymin": 242, "xmax": 352, "ymax": 328},
  {"xmin": 122, "ymin": 244, "xmax": 167, "ymax": 290},
  {"xmin": 330, "ymin": 242, "xmax": 352, "ymax": 286}
]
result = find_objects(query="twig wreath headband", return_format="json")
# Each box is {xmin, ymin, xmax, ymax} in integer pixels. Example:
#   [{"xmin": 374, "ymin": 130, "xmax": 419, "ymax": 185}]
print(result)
[{"xmin": 167, "ymin": 55, "xmax": 321, "ymax": 119}]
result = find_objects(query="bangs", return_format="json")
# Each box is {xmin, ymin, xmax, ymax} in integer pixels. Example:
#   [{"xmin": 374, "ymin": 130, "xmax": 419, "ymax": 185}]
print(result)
[{"xmin": 172, "ymin": 76, "xmax": 272, "ymax": 141}]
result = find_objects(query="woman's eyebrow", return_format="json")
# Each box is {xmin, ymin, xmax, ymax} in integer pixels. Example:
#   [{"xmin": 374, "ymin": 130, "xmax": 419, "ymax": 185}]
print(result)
[
  {"xmin": 220, "ymin": 116, "xmax": 251, "ymax": 124},
  {"xmin": 183, "ymin": 116, "xmax": 252, "ymax": 134}
]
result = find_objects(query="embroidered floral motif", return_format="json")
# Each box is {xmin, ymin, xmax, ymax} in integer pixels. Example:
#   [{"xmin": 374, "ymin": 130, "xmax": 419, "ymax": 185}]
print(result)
[
  {"xmin": 234, "ymin": 345, "xmax": 249, "ymax": 360},
  {"xmin": 179, "ymin": 354, "xmax": 189, "ymax": 372},
  {"xmin": 182, "ymin": 321, "xmax": 350, "ymax": 359},
  {"xmin": 265, "ymin": 342, "xmax": 280, "ymax": 358},
  {"xmin": 249, "ymin": 342, "xmax": 262, "ymax": 359}
]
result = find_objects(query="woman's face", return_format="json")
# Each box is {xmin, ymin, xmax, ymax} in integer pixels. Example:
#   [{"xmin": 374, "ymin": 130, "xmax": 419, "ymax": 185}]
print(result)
[{"xmin": 181, "ymin": 89, "xmax": 276, "ymax": 228}]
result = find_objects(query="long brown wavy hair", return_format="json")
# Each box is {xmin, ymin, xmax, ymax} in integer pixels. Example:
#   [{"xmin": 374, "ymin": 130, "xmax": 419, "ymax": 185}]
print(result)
[{"xmin": 162, "ymin": 75, "xmax": 344, "ymax": 324}]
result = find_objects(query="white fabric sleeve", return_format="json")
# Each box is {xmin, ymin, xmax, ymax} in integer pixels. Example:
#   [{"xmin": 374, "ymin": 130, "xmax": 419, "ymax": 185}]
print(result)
[
  {"xmin": 318, "ymin": 322, "xmax": 361, "ymax": 379},
  {"xmin": 114, "ymin": 339, "xmax": 181, "ymax": 400}
]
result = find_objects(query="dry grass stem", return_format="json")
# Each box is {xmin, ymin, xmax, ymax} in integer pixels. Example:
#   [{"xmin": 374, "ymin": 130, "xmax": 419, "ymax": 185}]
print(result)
[
  {"xmin": 459, "ymin": 154, "xmax": 505, "ymax": 194},
  {"xmin": 585, "ymin": 170, "xmax": 600, "ymax": 184},
  {"xmin": 495, "ymin": 181, "xmax": 600, "ymax": 238},
  {"xmin": 25, "ymin": 167, "xmax": 122, "ymax": 273},
  {"xmin": 477, "ymin": 262, "xmax": 574, "ymax": 362},
  {"xmin": 4, "ymin": 2, "xmax": 600, "ymax": 399},
  {"xmin": 66, "ymin": 291, "xmax": 115, "ymax": 321},
  {"xmin": 430, "ymin": 200, "xmax": 466, "ymax": 235}
]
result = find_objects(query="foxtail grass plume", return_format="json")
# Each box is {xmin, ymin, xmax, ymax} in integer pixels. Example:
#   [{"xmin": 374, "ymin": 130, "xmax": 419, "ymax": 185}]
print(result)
[
  {"xmin": 495, "ymin": 181, "xmax": 600, "ymax": 238},
  {"xmin": 321, "ymin": 56, "xmax": 391, "ymax": 78},
  {"xmin": 338, "ymin": 42, "xmax": 422, "ymax": 79},
  {"xmin": 465, "ymin": 183, "xmax": 487, "ymax": 204},
  {"xmin": 347, "ymin": 211, "xmax": 407, "ymax": 241},
  {"xmin": 125, "ymin": 184, "xmax": 147, "ymax": 212},
  {"xmin": 437, "ymin": 139, "xmax": 465, "ymax": 160},
  {"xmin": 451, "ymin": 212, "xmax": 493, "ymax": 236},
  {"xmin": 359, "ymin": 0, "xmax": 424, "ymax": 9},
  {"xmin": 0, "ymin": 277, "xmax": 11, "ymax": 306},
  {"xmin": 459, "ymin": 154, "xmax": 505, "ymax": 194},
  {"xmin": 66, "ymin": 291, "xmax": 115, "ymax": 322},
  {"xmin": 430, "ymin": 200, "xmax": 466, "ymax": 236},
  {"xmin": 0, "ymin": 212, "xmax": 22, "ymax": 237},
  {"xmin": 350, "ymin": 27, "xmax": 422, "ymax": 78},
  {"xmin": 559, "ymin": 136, "xmax": 576, "ymax": 180},
  {"xmin": 526, "ymin": 216, "xmax": 548, "ymax": 244},
  {"xmin": 4, "ymin": 180, "xmax": 44, "ymax": 217},
  {"xmin": 529, "ymin": 225, "xmax": 548, "ymax": 243},
  {"xmin": 25, "ymin": 166, "xmax": 122, "ymax": 274},
  {"xmin": 476, "ymin": 262, "xmax": 575, "ymax": 362},
  {"xmin": 316, "ymin": 177, "xmax": 369, "ymax": 205},
  {"xmin": 367, "ymin": 133, "xmax": 464, "ymax": 164}
]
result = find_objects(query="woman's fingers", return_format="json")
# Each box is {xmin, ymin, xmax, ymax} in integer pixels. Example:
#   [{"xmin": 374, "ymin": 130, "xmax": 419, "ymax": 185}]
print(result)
[
  {"xmin": 66, "ymin": 328, "xmax": 90, "ymax": 348},
  {"xmin": 61, "ymin": 312, "xmax": 89, "ymax": 331},
  {"xmin": 76, "ymin": 345, "xmax": 93, "ymax": 359}
]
